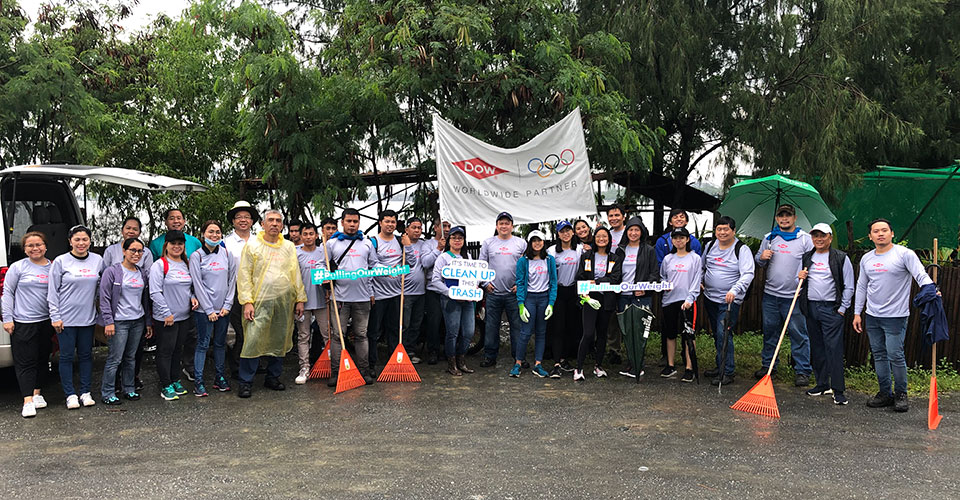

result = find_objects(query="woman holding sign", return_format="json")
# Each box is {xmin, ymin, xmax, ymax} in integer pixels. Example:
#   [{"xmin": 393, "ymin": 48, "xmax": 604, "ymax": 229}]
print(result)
[
  {"xmin": 512, "ymin": 231, "xmax": 558, "ymax": 378},
  {"xmin": 431, "ymin": 227, "xmax": 477, "ymax": 376},
  {"xmin": 574, "ymin": 227, "xmax": 623, "ymax": 381}
]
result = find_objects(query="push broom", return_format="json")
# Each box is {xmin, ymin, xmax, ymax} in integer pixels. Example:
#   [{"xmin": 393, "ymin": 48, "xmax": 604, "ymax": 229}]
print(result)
[
  {"xmin": 378, "ymin": 248, "xmax": 421, "ymax": 382},
  {"xmin": 320, "ymin": 232, "xmax": 367, "ymax": 394},
  {"xmin": 731, "ymin": 270, "xmax": 806, "ymax": 418},
  {"xmin": 929, "ymin": 238, "xmax": 943, "ymax": 430}
]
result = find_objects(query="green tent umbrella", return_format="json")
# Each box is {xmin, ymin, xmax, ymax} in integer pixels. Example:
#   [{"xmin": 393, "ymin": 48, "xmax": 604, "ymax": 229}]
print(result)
[{"xmin": 718, "ymin": 174, "xmax": 837, "ymax": 238}]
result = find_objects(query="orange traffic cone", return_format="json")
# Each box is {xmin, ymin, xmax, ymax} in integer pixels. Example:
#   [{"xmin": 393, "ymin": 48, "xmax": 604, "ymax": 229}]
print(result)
[
  {"xmin": 309, "ymin": 340, "xmax": 332, "ymax": 379},
  {"xmin": 335, "ymin": 350, "xmax": 367, "ymax": 394},
  {"xmin": 377, "ymin": 343, "xmax": 421, "ymax": 383}
]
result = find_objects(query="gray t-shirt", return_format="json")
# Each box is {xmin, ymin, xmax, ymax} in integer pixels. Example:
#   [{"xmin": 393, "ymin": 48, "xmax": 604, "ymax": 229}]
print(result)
[
  {"xmin": 48, "ymin": 252, "xmax": 104, "ymax": 326},
  {"xmin": 2, "ymin": 259, "xmax": 52, "ymax": 323},
  {"xmin": 593, "ymin": 253, "xmax": 609, "ymax": 279},
  {"xmin": 620, "ymin": 245, "xmax": 640, "ymax": 283},
  {"xmin": 115, "ymin": 267, "xmax": 146, "ymax": 321},
  {"xmin": 660, "ymin": 252, "xmax": 703, "ymax": 306},
  {"xmin": 478, "ymin": 235, "xmax": 526, "ymax": 295},
  {"xmin": 807, "ymin": 250, "xmax": 856, "ymax": 313},
  {"xmin": 326, "ymin": 236, "xmax": 378, "ymax": 303},
  {"xmin": 526, "ymin": 258, "xmax": 550, "ymax": 293},
  {"xmin": 855, "ymin": 245, "xmax": 933, "ymax": 317},
  {"xmin": 103, "ymin": 241, "xmax": 153, "ymax": 271},
  {"xmin": 404, "ymin": 239, "xmax": 440, "ymax": 295},
  {"xmin": 547, "ymin": 245, "xmax": 581, "ymax": 287},
  {"xmin": 609, "ymin": 228, "xmax": 625, "ymax": 248},
  {"xmin": 149, "ymin": 259, "xmax": 193, "ymax": 321},
  {"xmin": 297, "ymin": 246, "xmax": 327, "ymax": 310},
  {"xmin": 703, "ymin": 241, "xmax": 755, "ymax": 304},
  {"xmin": 370, "ymin": 235, "xmax": 410, "ymax": 300},
  {"xmin": 755, "ymin": 232, "xmax": 813, "ymax": 298}
]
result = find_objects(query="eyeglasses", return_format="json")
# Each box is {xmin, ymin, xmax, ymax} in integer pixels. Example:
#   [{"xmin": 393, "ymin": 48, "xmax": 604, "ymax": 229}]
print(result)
[
  {"xmin": 234, "ymin": 215, "xmax": 253, "ymax": 221},
  {"xmin": 126, "ymin": 249, "xmax": 145, "ymax": 254}
]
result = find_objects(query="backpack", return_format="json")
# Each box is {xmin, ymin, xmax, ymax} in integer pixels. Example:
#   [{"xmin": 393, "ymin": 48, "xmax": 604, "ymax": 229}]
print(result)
[{"xmin": 702, "ymin": 239, "xmax": 753, "ymax": 298}]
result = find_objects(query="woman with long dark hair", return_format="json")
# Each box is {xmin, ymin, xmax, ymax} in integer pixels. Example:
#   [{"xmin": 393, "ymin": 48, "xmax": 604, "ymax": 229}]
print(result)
[
  {"xmin": 512, "ymin": 231, "xmax": 557, "ymax": 378},
  {"xmin": 546, "ymin": 221, "xmax": 582, "ymax": 377},
  {"xmin": 431, "ymin": 227, "xmax": 476, "ymax": 376},
  {"xmin": 189, "ymin": 220, "xmax": 236, "ymax": 396},
  {"xmin": 150, "ymin": 230, "xmax": 199, "ymax": 401},
  {"xmin": 574, "ymin": 227, "xmax": 622, "ymax": 381}
]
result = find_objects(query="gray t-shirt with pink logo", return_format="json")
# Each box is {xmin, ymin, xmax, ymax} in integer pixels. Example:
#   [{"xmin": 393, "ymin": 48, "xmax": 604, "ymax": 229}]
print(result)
[
  {"xmin": 547, "ymin": 245, "xmax": 581, "ymax": 286},
  {"xmin": 48, "ymin": 252, "xmax": 104, "ymax": 326},
  {"xmin": 479, "ymin": 235, "xmax": 527, "ymax": 295},
  {"xmin": 755, "ymin": 232, "xmax": 813, "ymax": 298},
  {"xmin": 297, "ymin": 246, "xmax": 327, "ymax": 310},
  {"xmin": 855, "ymin": 245, "xmax": 932, "ymax": 317},
  {"xmin": 660, "ymin": 253, "xmax": 703, "ymax": 306}
]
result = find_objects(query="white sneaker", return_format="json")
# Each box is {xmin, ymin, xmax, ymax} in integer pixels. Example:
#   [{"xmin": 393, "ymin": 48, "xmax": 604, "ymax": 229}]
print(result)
[
  {"xmin": 594, "ymin": 366, "xmax": 608, "ymax": 378},
  {"xmin": 22, "ymin": 402, "xmax": 37, "ymax": 418},
  {"xmin": 410, "ymin": 356, "xmax": 421, "ymax": 365},
  {"xmin": 32, "ymin": 395, "xmax": 47, "ymax": 409},
  {"xmin": 79, "ymin": 392, "xmax": 95, "ymax": 407},
  {"xmin": 573, "ymin": 369, "xmax": 585, "ymax": 381},
  {"xmin": 66, "ymin": 394, "xmax": 80, "ymax": 409},
  {"xmin": 295, "ymin": 368, "xmax": 309, "ymax": 385}
]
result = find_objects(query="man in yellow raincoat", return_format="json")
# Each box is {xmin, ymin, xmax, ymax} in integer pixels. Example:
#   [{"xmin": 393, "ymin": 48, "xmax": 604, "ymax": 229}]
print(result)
[{"xmin": 236, "ymin": 209, "xmax": 306, "ymax": 398}]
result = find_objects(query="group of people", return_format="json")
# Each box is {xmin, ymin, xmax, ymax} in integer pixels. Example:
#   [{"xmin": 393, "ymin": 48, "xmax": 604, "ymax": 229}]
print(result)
[{"xmin": 3, "ymin": 200, "xmax": 936, "ymax": 418}]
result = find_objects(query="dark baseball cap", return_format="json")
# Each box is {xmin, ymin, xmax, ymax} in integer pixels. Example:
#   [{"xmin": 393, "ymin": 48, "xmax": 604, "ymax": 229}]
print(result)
[
  {"xmin": 496, "ymin": 212, "xmax": 513, "ymax": 223},
  {"xmin": 449, "ymin": 226, "xmax": 466, "ymax": 237},
  {"xmin": 776, "ymin": 204, "xmax": 796, "ymax": 216},
  {"xmin": 670, "ymin": 226, "xmax": 690, "ymax": 239}
]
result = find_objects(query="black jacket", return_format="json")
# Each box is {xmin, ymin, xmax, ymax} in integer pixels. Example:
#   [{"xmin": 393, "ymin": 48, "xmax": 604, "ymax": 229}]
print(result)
[
  {"xmin": 576, "ymin": 249, "xmax": 623, "ymax": 311},
  {"xmin": 615, "ymin": 220, "xmax": 658, "ymax": 285}
]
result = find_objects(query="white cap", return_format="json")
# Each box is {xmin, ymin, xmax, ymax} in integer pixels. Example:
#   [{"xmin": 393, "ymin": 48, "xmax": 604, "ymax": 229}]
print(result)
[
  {"xmin": 810, "ymin": 223, "xmax": 833, "ymax": 235},
  {"xmin": 527, "ymin": 230, "xmax": 547, "ymax": 242}
]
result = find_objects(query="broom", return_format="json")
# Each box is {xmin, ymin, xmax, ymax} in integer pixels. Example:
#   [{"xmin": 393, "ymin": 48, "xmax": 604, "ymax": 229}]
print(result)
[
  {"xmin": 378, "ymin": 246, "xmax": 421, "ymax": 382},
  {"xmin": 731, "ymin": 270, "xmax": 806, "ymax": 418},
  {"xmin": 320, "ymin": 231, "xmax": 367, "ymax": 394},
  {"xmin": 929, "ymin": 238, "xmax": 943, "ymax": 430}
]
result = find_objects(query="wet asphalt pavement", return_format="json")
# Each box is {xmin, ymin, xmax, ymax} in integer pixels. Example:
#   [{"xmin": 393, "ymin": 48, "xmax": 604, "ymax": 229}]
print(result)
[{"xmin": 1, "ymin": 344, "xmax": 958, "ymax": 499}]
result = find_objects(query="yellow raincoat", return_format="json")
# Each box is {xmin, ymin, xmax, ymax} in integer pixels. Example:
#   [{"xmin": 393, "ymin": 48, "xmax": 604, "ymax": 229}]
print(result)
[{"xmin": 237, "ymin": 233, "xmax": 307, "ymax": 358}]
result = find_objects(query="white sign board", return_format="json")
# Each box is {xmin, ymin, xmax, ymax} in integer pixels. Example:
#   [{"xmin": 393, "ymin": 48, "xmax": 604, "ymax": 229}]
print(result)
[{"xmin": 441, "ymin": 259, "xmax": 496, "ymax": 302}]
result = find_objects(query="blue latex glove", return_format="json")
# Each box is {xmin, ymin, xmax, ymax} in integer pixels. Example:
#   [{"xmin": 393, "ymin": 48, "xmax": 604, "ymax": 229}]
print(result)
[
  {"xmin": 544, "ymin": 305, "xmax": 554, "ymax": 320},
  {"xmin": 519, "ymin": 304, "xmax": 530, "ymax": 323}
]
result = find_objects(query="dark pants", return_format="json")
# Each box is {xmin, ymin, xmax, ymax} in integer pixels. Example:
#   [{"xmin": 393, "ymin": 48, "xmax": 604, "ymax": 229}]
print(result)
[
  {"xmin": 483, "ymin": 292, "xmax": 522, "ymax": 361},
  {"xmin": 402, "ymin": 294, "xmax": 425, "ymax": 353},
  {"xmin": 578, "ymin": 306, "xmax": 612, "ymax": 370},
  {"xmin": 58, "ymin": 325, "xmax": 94, "ymax": 396},
  {"xmin": 548, "ymin": 285, "xmax": 581, "ymax": 363},
  {"xmin": 806, "ymin": 301, "xmax": 846, "ymax": 393},
  {"xmin": 423, "ymin": 291, "xmax": 445, "ymax": 355},
  {"xmin": 11, "ymin": 321, "xmax": 52, "ymax": 398},
  {"xmin": 239, "ymin": 356, "xmax": 282, "ymax": 385},
  {"xmin": 156, "ymin": 319, "xmax": 191, "ymax": 387},
  {"xmin": 331, "ymin": 301, "xmax": 371, "ymax": 376},
  {"xmin": 368, "ymin": 295, "xmax": 401, "ymax": 369},
  {"xmin": 705, "ymin": 300, "xmax": 740, "ymax": 376},
  {"xmin": 228, "ymin": 291, "xmax": 245, "ymax": 375}
]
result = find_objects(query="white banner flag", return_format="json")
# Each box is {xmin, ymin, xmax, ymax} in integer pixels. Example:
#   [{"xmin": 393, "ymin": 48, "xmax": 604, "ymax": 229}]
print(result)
[{"xmin": 434, "ymin": 108, "xmax": 596, "ymax": 226}]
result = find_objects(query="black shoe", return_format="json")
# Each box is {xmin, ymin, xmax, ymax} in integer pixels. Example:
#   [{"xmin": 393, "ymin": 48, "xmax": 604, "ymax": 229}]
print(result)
[
  {"xmin": 711, "ymin": 373, "xmax": 735, "ymax": 386},
  {"xmin": 866, "ymin": 392, "xmax": 894, "ymax": 408},
  {"xmin": 238, "ymin": 383, "xmax": 252, "ymax": 398},
  {"xmin": 619, "ymin": 362, "xmax": 634, "ymax": 377},
  {"xmin": 521, "ymin": 360, "xmax": 530, "ymax": 369},
  {"xmin": 327, "ymin": 375, "xmax": 338, "ymax": 388},
  {"xmin": 559, "ymin": 360, "xmax": 574, "ymax": 372},
  {"xmin": 794, "ymin": 374, "xmax": 811, "ymax": 387},
  {"xmin": 704, "ymin": 368, "xmax": 721, "ymax": 378},
  {"xmin": 806, "ymin": 386, "xmax": 833, "ymax": 396},
  {"xmin": 660, "ymin": 366, "xmax": 677, "ymax": 378},
  {"xmin": 680, "ymin": 370, "xmax": 695, "ymax": 383},
  {"xmin": 182, "ymin": 368, "xmax": 196, "ymax": 382},
  {"xmin": 479, "ymin": 358, "xmax": 496, "ymax": 368},
  {"xmin": 894, "ymin": 392, "xmax": 909, "ymax": 412},
  {"xmin": 427, "ymin": 351, "xmax": 439, "ymax": 365},
  {"xmin": 264, "ymin": 377, "xmax": 285, "ymax": 391},
  {"xmin": 363, "ymin": 374, "xmax": 375, "ymax": 385},
  {"xmin": 134, "ymin": 377, "xmax": 144, "ymax": 391},
  {"xmin": 754, "ymin": 367, "xmax": 771, "ymax": 379}
]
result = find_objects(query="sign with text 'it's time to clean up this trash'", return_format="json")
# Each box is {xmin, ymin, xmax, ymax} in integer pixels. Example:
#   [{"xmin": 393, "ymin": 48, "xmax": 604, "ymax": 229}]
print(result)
[{"xmin": 440, "ymin": 259, "xmax": 495, "ymax": 301}]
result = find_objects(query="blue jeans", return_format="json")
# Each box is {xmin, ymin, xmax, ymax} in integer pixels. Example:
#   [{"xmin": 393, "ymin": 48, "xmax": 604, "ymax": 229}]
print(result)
[
  {"xmin": 441, "ymin": 296, "xmax": 475, "ymax": 358},
  {"xmin": 195, "ymin": 312, "xmax": 230, "ymax": 385},
  {"xmin": 806, "ymin": 301, "xmax": 846, "ymax": 393},
  {"xmin": 515, "ymin": 291, "xmax": 549, "ymax": 362},
  {"xmin": 238, "ymin": 356, "xmax": 282, "ymax": 384},
  {"xmin": 58, "ymin": 325, "xmax": 94, "ymax": 396},
  {"xmin": 705, "ymin": 300, "xmax": 740, "ymax": 376},
  {"xmin": 760, "ymin": 293, "xmax": 811, "ymax": 375},
  {"xmin": 101, "ymin": 320, "xmax": 145, "ymax": 397},
  {"xmin": 864, "ymin": 314, "xmax": 908, "ymax": 395},
  {"xmin": 483, "ymin": 293, "xmax": 522, "ymax": 361}
]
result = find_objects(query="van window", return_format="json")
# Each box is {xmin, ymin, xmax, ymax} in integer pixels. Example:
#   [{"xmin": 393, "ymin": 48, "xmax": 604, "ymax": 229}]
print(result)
[{"xmin": 1, "ymin": 179, "xmax": 81, "ymax": 262}]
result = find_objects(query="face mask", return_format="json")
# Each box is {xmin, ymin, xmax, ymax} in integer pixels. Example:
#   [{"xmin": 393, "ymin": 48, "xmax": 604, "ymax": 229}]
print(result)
[{"xmin": 205, "ymin": 238, "xmax": 219, "ymax": 247}]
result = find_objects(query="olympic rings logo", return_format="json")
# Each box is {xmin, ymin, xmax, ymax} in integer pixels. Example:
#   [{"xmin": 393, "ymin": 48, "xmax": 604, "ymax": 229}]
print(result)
[{"xmin": 527, "ymin": 148, "xmax": 575, "ymax": 178}]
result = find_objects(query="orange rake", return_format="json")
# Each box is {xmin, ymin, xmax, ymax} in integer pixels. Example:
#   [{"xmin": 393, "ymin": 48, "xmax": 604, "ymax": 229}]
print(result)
[
  {"xmin": 929, "ymin": 239, "xmax": 943, "ymax": 430},
  {"xmin": 335, "ymin": 350, "xmax": 367, "ymax": 394},
  {"xmin": 732, "ymin": 271, "xmax": 806, "ymax": 419},
  {"xmin": 378, "ymin": 249, "xmax": 420, "ymax": 383},
  {"xmin": 309, "ymin": 340, "xmax": 332, "ymax": 379}
]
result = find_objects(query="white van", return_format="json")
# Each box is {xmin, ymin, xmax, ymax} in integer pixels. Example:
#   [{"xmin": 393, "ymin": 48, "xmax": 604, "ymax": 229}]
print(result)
[{"xmin": 0, "ymin": 164, "xmax": 206, "ymax": 368}]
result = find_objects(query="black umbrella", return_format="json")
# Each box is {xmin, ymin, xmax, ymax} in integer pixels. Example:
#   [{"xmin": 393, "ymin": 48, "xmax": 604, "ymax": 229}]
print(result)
[
  {"xmin": 717, "ymin": 303, "xmax": 733, "ymax": 394},
  {"xmin": 617, "ymin": 304, "xmax": 653, "ymax": 383},
  {"xmin": 682, "ymin": 307, "xmax": 699, "ymax": 384}
]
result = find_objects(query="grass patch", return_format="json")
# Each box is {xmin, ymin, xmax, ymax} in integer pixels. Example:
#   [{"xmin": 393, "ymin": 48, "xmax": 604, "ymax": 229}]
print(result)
[{"xmin": 638, "ymin": 331, "xmax": 960, "ymax": 395}]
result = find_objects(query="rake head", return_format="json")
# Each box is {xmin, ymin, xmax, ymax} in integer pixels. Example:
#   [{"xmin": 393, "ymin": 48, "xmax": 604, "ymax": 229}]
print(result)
[{"xmin": 730, "ymin": 374, "xmax": 780, "ymax": 419}]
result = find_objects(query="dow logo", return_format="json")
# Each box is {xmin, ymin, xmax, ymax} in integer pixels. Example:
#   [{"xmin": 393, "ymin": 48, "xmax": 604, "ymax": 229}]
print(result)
[{"xmin": 452, "ymin": 157, "xmax": 508, "ymax": 180}]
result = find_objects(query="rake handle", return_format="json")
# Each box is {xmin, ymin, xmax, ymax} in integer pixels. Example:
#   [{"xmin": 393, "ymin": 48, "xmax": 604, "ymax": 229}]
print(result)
[
  {"xmin": 399, "ymin": 248, "xmax": 406, "ymax": 344},
  {"xmin": 932, "ymin": 238, "xmax": 938, "ymax": 378},
  {"xmin": 320, "ymin": 232, "xmax": 347, "ymax": 348},
  {"xmin": 767, "ymin": 269, "xmax": 807, "ymax": 377}
]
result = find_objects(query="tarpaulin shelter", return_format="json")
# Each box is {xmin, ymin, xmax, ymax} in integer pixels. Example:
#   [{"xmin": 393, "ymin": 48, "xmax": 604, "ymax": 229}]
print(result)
[{"xmin": 831, "ymin": 161, "xmax": 960, "ymax": 249}]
